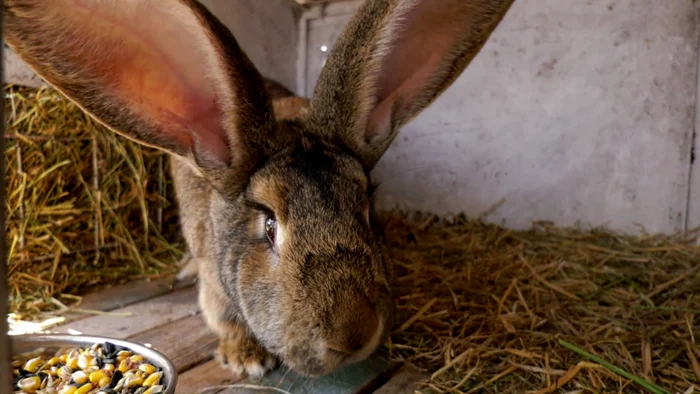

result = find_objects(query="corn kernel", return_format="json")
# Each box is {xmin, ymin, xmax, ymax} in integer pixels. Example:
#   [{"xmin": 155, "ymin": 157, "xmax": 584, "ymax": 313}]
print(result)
[
  {"xmin": 66, "ymin": 356, "xmax": 79, "ymax": 370},
  {"xmin": 46, "ymin": 357, "xmax": 61, "ymax": 367},
  {"xmin": 75, "ymin": 383, "xmax": 93, "ymax": 394},
  {"xmin": 125, "ymin": 375, "xmax": 143, "ymax": 388},
  {"xmin": 143, "ymin": 371, "xmax": 163, "ymax": 387},
  {"xmin": 58, "ymin": 354, "xmax": 69, "ymax": 364},
  {"xmin": 130, "ymin": 355, "xmax": 144, "ymax": 362},
  {"xmin": 116, "ymin": 351, "xmax": 132, "ymax": 362},
  {"xmin": 17, "ymin": 376, "xmax": 41, "ymax": 392},
  {"xmin": 102, "ymin": 363, "xmax": 115, "ymax": 372},
  {"xmin": 71, "ymin": 370, "xmax": 89, "ymax": 385},
  {"xmin": 50, "ymin": 366, "xmax": 59, "ymax": 376},
  {"xmin": 77, "ymin": 354, "xmax": 92, "ymax": 370},
  {"xmin": 138, "ymin": 363, "xmax": 156, "ymax": 375},
  {"xmin": 59, "ymin": 385, "xmax": 77, "ymax": 394},
  {"xmin": 143, "ymin": 385, "xmax": 165, "ymax": 394},
  {"xmin": 118, "ymin": 359, "xmax": 130, "ymax": 373},
  {"xmin": 88, "ymin": 371, "xmax": 107, "ymax": 385},
  {"xmin": 23, "ymin": 357, "xmax": 44, "ymax": 373},
  {"xmin": 98, "ymin": 376, "xmax": 111, "ymax": 387}
]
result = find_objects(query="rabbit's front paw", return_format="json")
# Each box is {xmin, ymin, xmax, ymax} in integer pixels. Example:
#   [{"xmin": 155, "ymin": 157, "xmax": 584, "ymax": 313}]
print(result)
[
  {"xmin": 215, "ymin": 324, "xmax": 278, "ymax": 378},
  {"xmin": 175, "ymin": 252, "xmax": 198, "ymax": 282}
]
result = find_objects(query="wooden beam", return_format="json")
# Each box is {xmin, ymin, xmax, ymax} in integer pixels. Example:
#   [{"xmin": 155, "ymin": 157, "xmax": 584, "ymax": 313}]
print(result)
[
  {"xmin": 175, "ymin": 360, "xmax": 241, "ymax": 394},
  {"xmin": 77, "ymin": 277, "xmax": 192, "ymax": 315},
  {"xmin": 1, "ymin": 34, "xmax": 15, "ymax": 394}
]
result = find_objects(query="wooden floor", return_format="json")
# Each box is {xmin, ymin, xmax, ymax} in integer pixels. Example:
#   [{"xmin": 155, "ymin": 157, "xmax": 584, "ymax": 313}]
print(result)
[{"xmin": 46, "ymin": 278, "xmax": 426, "ymax": 394}]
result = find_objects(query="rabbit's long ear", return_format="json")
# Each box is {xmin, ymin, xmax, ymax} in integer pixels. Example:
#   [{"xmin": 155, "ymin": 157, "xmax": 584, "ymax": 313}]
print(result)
[
  {"xmin": 307, "ymin": 0, "xmax": 514, "ymax": 168},
  {"xmin": 4, "ymin": 0, "xmax": 275, "ymax": 177}
]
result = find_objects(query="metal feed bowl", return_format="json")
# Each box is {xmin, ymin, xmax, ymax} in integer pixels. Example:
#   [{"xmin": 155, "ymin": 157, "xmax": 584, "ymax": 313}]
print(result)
[{"xmin": 9, "ymin": 334, "xmax": 178, "ymax": 394}]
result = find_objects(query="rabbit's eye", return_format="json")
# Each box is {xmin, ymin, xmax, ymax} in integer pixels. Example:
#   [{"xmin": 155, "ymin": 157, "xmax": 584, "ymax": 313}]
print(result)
[{"xmin": 265, "ymin": 216, "xmax": 277, "ymax": 244}]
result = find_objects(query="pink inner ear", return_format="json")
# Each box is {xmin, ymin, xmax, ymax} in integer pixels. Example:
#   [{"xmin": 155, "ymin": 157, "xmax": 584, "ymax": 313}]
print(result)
[
  {"xmin": 366, "ymin": 0, "xmax": 465, "ymax": 139},
  {"xmin": 67, "ymin": 0, "xmax": 232, "ymax": 163},
  {"xmin": 367, "ymin": 55, "xmax": 443, "ymax": 139}
]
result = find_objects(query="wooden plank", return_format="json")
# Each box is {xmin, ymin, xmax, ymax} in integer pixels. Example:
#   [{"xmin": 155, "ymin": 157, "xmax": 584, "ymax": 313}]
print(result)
[
  {"xmin": 128, "ymin": 314, "xmax": 218, "ymax": 373},
  {"xmin": 51, "ymin": 277, "xmax": 196, "ymax": 330},
  {"xmin": 78, "ymin": 277, "xmax": 191, "ymax": 312},
  {"xmin": 174, "ymin": 360, "xmax": 242, "ymax": 394},
  {"xmin": 51, "ymin": 286, "xmax": 200, "ymax": 339},
  {"xmin": 373, "ymin": 363, "xmax": 427, "ymax": 394}
]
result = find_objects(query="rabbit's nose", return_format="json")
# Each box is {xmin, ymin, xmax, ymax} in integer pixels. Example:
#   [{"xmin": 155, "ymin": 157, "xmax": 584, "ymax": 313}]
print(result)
[{"xmin": 325, "ymin": 294, "xmax": 380, "ymax": 356}]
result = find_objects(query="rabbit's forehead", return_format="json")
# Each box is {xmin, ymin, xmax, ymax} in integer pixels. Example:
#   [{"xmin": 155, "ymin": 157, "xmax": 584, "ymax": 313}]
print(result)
[{"xmin": 247, "ymin": 145, "xmax": 369, "ymax": 218}]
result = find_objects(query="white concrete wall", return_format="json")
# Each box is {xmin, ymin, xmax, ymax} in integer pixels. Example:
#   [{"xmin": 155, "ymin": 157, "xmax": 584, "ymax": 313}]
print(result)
[
  {"xmin": 300, "ymin": 0, "xmax": 700, "ymax": 234},
  {"xmin": 2, "ymin": 0, "xmax": 300, "ymax": 92}
]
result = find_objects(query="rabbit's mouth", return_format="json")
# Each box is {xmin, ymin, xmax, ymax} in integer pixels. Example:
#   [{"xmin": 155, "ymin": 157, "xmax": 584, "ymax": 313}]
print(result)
[
  {"xmin": 275, "ymin": 308, "xmax": 392, "ymax": 377},
  {"xmin": 333, "ymin": 314, "xmax": 387, "ymax": 366}
]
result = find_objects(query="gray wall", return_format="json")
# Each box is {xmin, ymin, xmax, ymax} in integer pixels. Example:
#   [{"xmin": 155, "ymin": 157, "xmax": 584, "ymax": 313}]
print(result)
[
  {"xmin": 6, "ymin": 0, "xmax": 700, "ymax": 235},
  {"xmin": 300, "ymin": 0, "xmax": 700, "ymax": 234}
]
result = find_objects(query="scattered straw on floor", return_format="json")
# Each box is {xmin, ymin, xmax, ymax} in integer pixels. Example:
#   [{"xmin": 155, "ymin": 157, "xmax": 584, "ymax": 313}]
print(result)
[
  {"xmin": 382, "ymin": 213, "xmax": 700, "ymax": 393},
  {"xmin": 5, "ymin": 85, "xmax": 183, "ymax": 319}
]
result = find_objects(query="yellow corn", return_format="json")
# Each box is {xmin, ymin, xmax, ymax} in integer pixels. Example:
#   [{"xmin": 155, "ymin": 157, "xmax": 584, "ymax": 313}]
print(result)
[
  {"xmin": 118, "ymin": 359, "xmax": 130, "ymax": 373},
  {"xmin": 130, "ymin": 355, "xmax": 144, "ymax": 362},
  {"xmin": 49, "ymin": 366, "xmax": 59, "ymax": 376},
  {"xmin": 117, "ymin": 351, "xmax": 132, "ymax": 362},
  {"xmin": 143, "ymin": 371, "xmax": 163, "ymax": 387},
  {"xmin": 77, "ymin": 354, "xmax": 93, "ymax": 370},
  {"xmin": 139, "ymin": 363, "xmax": 156, "ymax": 375},
  {"xmin": 22, "ymin": 357, "xmax": 44, "ymax": 373},
  {"xmin": 125, "ymin": 375, "xmax": 143, "ymax": 388},
  {"xmin": 75, "ymin": 383, "xmax": 93, "ymax": 394},
  {"xmin": 98, "ymin": 376, "xmax": 111, "ymax": 387},
  {"xmin": 58, "ymin": 354, "xmax": 69, "ymax": 364},
  {"xmin": 88, "ymin": 371, "xmax": 106, "ymax": 385},
  {"xmin": 66, "ymin": 356, "xmax": 79, "ymax": 370},
  {"xmin": 58, "ymin": 385, "xmax": 77, "ymax": 394},
  {"xmin": 46, "ymin": 357, "xmax": 61, "ymax": 367},
  {"xmin": 71, "ymin": 371, "xmax": 89, "ymax": 385},
  {"xmin": 18, "ymin": 376, "xmax": 41, "ymax": 392},
  {"xmin": 143, "ymin": 385, "xmax": 165, "ymax": 394},
  {"xmin": 102, "ymin": 363, "xmax": 115, "ymax": 372}
]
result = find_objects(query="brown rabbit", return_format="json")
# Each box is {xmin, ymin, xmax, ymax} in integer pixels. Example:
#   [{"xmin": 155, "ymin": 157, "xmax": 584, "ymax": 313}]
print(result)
[{"xmin": 4, "ymin": 0, "xmax": 514, "ymax": 378}]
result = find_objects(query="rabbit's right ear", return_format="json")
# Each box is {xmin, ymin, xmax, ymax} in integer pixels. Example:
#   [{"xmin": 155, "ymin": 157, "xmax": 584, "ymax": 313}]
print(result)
[
  {"xmin": 307, "ymin": 0, "xmax": 514, "ymax": 169},
  {"xmin": 4, "ymin": 0, "xmax": 275, "ymax": 181}
]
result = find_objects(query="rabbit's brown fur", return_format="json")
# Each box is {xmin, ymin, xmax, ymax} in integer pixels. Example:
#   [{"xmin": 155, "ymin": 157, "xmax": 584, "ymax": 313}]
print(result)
[{"xmin": 4, "ymin": 0, "xmax": 514, "ymax": 378}]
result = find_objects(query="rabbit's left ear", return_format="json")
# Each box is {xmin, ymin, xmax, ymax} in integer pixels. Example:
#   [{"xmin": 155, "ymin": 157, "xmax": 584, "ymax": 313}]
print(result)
[
  {"xmin": 4, "ymin": 0, "xmax": 275, "ymax": 180},
  {"xmin": 308, "ymin": 0, "xmax": 514, "ymax": 168}
]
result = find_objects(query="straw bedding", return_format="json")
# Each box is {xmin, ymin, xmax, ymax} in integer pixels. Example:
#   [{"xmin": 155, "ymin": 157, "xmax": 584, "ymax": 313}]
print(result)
[
  {"xmin": 5, "ymin": 85, "xmax": 183, "ymax": 317},
  {"xmin": 384, "ymin": 213, "xmax": 700, "ymax": 393},
  {"xmin": 5, "ymin": 85, "xmax": 700, "ymax": 393}
]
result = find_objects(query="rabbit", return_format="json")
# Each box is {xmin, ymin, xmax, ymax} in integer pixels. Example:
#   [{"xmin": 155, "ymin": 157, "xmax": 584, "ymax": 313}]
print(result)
[{"xmin": 4, "ymin": 0, "xmax": 514, "ymax": 378}]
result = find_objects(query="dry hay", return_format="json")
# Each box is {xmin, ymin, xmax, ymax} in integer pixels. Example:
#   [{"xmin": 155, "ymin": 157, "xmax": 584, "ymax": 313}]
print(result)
[
  {"xmin": 4, "ymin": 85, "xmax": 183, "ymax": 318},
  {"xmin": 383, "ymin": 213, "xmax": 700, "ymax": 393}
]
